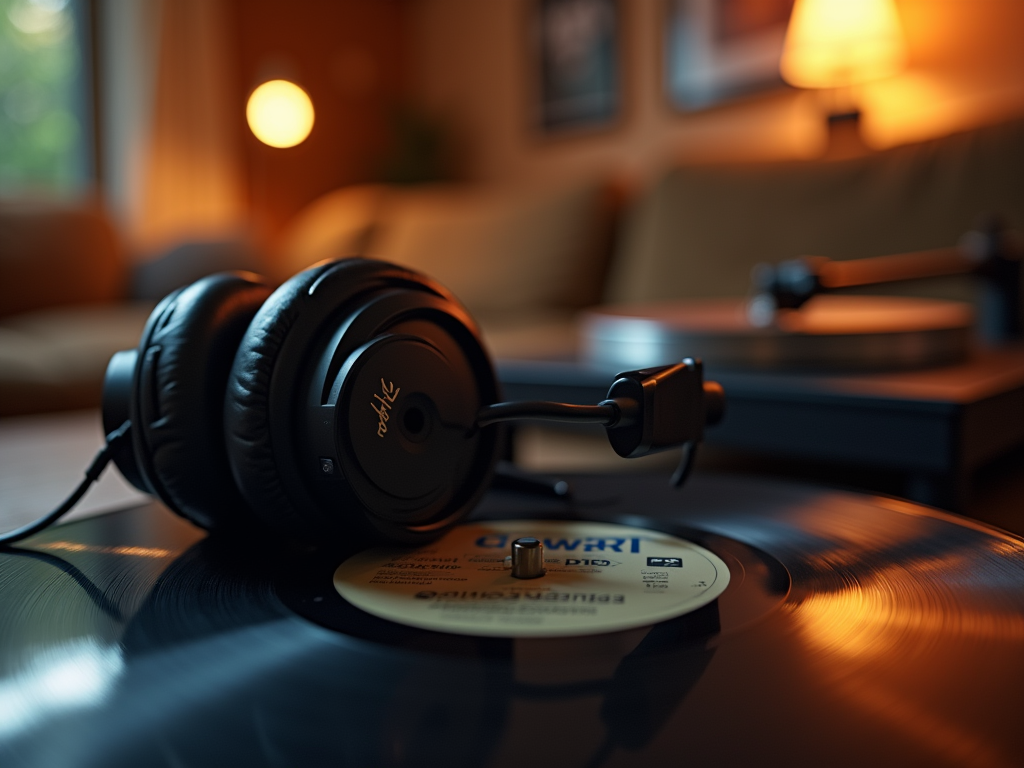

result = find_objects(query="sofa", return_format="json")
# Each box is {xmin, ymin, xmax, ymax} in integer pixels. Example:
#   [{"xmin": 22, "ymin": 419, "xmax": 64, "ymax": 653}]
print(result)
[
  {"xmin": 0, "ymin": 203, "xmax": 265, "ymax": 417},
  {"xmin": 609, "ymin": 118, "xmax": 1024, "ymax": 308},
  {"xmin": 0, "ymin": 179, "xmax": 615, "ymax": 416},
  {"xmin": 2, "ymin": 117, "xmax": 1022, "ymax": 419}
]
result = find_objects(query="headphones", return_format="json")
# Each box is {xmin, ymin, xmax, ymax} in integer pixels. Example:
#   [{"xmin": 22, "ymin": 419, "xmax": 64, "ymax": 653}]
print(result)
[
  {"xmin": 1, "ymin": 257, "xmax": 720, "ymax": 550},
  {"xmin": 101, "ymin": 258, "xmax": 504, "ymax": 545}
]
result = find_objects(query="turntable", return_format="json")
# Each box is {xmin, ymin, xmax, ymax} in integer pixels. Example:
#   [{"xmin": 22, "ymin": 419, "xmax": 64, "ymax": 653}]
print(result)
[{"xmin": 500, "ymin": 224, "xmax": 1024, "ymax": 511}]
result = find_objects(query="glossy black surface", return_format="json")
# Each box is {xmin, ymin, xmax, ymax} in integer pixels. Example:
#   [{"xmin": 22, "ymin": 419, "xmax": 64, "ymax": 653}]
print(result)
[
  {"xmin": 2, "ymin": 474, "xmax": 1024, "ymax": 767},
  {"xmin": 498, "ymin": 350, "xmax": 1024, "ymax": 511}
]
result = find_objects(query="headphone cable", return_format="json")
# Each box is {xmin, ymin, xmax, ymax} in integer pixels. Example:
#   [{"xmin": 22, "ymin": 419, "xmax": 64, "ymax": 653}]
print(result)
[
  {"xmin": 0, "ymin": 420, "xmax": 132, "ymax": 547},
  {"xmin": 477, "ymin": 400, "xmax": 619, "ymax": 428}
]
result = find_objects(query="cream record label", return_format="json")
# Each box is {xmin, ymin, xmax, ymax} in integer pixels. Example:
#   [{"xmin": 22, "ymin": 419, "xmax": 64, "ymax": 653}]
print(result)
[{"xmin": 332, "ymin": 520, "xmax": 730, "ymax": 637}]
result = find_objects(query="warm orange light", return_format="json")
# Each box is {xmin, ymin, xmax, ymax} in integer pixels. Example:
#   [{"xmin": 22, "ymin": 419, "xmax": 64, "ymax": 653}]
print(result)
[
  {"xmin": 780, "ymin": 0, "xmax": 907, "ymax": 89},
  {"xmin": 246, "ymin": 79, "xmax": 315, "ymax": 148}
]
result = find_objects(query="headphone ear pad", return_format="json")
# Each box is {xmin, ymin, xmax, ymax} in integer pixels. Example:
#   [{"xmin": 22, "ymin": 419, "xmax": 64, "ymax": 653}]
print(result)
[
  {"xmin": 222, "ymin": 265, "xmax": 329, "ymax": 533},
  {"xmin": 131, "ymin": 272, "xmax": 272, "ymax": 530},
  {"xmin": 224, "ymin": 258, "xmax": 502, "ymax": 543}
]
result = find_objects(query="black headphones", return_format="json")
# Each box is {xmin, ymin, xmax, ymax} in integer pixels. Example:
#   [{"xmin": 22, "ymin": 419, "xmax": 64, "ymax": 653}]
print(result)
[
  {"xmin": 101, "ymin": 258, "xmax": 505, "ymax": 544},
  {"xmin": 1, "ymin": 257, "xmax": 722, "ymax": 548}
]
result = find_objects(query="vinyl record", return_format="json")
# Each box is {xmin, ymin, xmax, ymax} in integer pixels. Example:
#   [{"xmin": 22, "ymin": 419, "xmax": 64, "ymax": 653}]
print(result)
[
  {"xmin": 580, "ymin": 296, "xmax": 974, "ymax": 371},
  {"xmin": 1, "ymin": 474, "xmax": 1023, "ymax": 768}
]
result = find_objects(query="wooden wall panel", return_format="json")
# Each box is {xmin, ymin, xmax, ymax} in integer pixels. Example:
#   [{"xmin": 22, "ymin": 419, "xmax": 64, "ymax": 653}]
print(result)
[{"xmin": 227, "ymin": 0, "xmax": 411, "ymax": 244}]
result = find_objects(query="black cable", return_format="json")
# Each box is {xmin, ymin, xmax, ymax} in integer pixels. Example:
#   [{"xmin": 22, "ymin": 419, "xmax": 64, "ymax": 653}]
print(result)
[
  {"xmin": 0, "ymin": 420, "xmax": 132, "ymax": 547},
  {"xmin": 670, "ymin": 440, "xmax": 698, "ymax": 488},
  {"xmin": 477, "ymin": 400, "xmax": 619, "ymax": 428}
]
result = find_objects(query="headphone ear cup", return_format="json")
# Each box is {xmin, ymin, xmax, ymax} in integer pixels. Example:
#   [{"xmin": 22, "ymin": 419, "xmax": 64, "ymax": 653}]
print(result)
[
  {"xmin": 224, "ymin": 258, "xmax": 502, "ymax": 543},
  {"xmin": 129, "ymin": 272, "xmax": 272, "ymax": 530}
]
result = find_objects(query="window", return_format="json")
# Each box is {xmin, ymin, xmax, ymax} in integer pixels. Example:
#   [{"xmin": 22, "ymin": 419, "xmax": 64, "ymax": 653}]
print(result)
[{"xmin": 0, "ymin": 0, "xmax": 92, "ymax": 196}]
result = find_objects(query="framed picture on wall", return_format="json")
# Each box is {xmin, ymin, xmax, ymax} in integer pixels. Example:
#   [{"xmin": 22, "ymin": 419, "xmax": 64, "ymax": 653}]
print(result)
[
  {"xmin": 534, "ymin": 0, "xmax": 619, "ymax": 133},
  {"xmin": 665, "ymin": 0, "xmax": 795, "ymax": 111}
]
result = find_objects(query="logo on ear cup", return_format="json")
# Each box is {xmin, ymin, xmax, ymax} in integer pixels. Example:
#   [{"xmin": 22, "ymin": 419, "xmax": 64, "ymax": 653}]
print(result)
[{"xmin": 372, "ymin": 378, "xmax": 400, "ymax": 437}]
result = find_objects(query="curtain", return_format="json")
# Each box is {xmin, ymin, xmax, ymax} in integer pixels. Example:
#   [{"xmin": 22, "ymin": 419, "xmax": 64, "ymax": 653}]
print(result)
[{"xmin": 99, "ymin": 0, "xmax": 245, "ymax": 258}]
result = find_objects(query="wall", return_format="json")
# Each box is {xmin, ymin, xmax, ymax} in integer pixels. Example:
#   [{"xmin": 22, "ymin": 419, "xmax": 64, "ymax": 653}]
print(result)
[
  {"xmin": 107, "ymin": 0, "xmax": 1024, "ymax": 255},
  {"xmin": 98, "ymin": 0, "xmax": 162, "ymax": 252},
  {"xmin": 138, "ymin": 0, "xmax": 246, "ymax": 255},
  {"xmin": 228, "ymin": 0, "xmax": 412, "ymax": 242},
  {"xmin": 97, "ymin": 0, "xmax": 413, "ymax": 257},
  {"xmin": 409, "ymin": 0, "xmax": 1024, "ymax": 187},
  {"xmin": 865, "ymin": 0, "xmax": 1024, "ymax": 147}
]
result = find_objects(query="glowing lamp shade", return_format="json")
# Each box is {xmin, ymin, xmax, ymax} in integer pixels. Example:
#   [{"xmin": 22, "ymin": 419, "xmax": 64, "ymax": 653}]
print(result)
[
  {"xmin": 246, "ymin": 79, "xmax": 315, "ymax": 148},
  {"xmin": 780, "ymin": 0, "xmax": 907, "ymax": 89}
]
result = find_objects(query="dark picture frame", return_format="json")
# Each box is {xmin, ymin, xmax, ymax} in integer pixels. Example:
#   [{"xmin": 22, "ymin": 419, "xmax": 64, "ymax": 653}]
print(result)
[
  {"xmin": 665, "ymin": 0, "xmax": 795, "ymax": 111},
  {"xmin": 534, "ymin": 0, "xmax": 619, "ymax": 133}
]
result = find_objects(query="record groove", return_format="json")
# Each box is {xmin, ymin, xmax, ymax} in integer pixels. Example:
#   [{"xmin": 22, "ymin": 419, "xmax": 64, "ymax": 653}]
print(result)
[{"xmin": 1, "ymin": 475, "xmax": 1023, "ymax": 767}]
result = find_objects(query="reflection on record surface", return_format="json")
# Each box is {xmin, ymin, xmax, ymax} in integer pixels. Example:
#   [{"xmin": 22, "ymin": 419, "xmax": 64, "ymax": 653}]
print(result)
[{"xmin": 1, "ymin": 474, "xmax": 1023, "ymax": 767}]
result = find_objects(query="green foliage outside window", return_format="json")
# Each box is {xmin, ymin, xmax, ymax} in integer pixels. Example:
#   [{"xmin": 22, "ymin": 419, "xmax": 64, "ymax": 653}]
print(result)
[{"xmin": 0, "ymin": 0, "xmax": 85, "ymax": 195}]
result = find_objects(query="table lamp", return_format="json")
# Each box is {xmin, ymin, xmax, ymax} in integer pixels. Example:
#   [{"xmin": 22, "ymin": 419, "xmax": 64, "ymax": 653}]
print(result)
[{"xmin": 779, "ymin": 0, "xmax": 906, "ymax": 155}]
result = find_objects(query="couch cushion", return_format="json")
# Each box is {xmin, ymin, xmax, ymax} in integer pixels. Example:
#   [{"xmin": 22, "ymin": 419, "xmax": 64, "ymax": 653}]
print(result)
[
  {"xmin": 0, "ymin": 201, "xmax": 125, "ymax": 319},
  {"xmin": 609, "ymin": 119, "xmax": 1024, "ymax": 304},
  {"xmin": 369, "ymin": 180, "xmax": 609, "ymax": 321},
  {"xmin": 0, "ymin": 303, "xmax": 153, "ymax": 417},
  {"xmin": 272, "ymin": 184, "xmax": 386, "ymax": 283},
  {"xmin": 276, "ymin": 180, "xmax": 613, "ymax": 321},
  {"xmin": 131, "ymin": 238, "xmax": 266, "ymax": 300}
]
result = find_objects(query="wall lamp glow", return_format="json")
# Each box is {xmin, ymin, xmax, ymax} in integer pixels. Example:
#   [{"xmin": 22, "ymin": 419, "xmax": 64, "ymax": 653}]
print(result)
[{"xmin": 246, "ymin": 79, "xmax": 315, "ymax": 148}]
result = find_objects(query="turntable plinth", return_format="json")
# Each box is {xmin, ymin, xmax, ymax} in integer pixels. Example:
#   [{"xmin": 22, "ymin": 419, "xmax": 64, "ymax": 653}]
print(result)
[
  {"xmin": 497, "ymin": 346, "xmax": 1024, "ymax": 512},
  {"xmin": 581, "ymin": 296, "xmax": 974, "ymax": 373}
]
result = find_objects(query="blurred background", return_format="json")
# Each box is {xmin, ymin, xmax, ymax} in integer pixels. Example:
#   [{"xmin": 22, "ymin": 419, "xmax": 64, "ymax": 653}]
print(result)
[
  {"xmin": 2, "ymin": 0, "xmax": 1023, "ymax": 528},
  {"xmin": 2, "ymin": 0, "xmax": 1022, "ymax": 267}
]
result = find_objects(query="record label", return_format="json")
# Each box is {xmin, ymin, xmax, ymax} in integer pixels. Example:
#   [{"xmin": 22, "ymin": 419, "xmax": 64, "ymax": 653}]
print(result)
[{"xmin": 333, "ymin": 520, "xmax": 730, "ymax": 637}]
